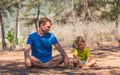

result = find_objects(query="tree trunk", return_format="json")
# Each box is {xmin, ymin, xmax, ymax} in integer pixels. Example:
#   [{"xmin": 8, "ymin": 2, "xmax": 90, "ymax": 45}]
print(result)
[
  {"xmin": 14, "ymin": 3, "xmax": 19, "ymax": 49},
  {"xmin": 115, "ymin": 13, "xmax": 118, "ymax": 37},
  {"xmin": 115, "ymin": 0, "xmax": 119, "ymax": 40},
  {"xmin": 83, "ymin": 0, "xmax": 89, "ymax": 41},
  {"xmin": 0, "ymin": 12, "xmax": 7, "ymax": 50},
  {"xmin": 71, "ymin": 0, "xmax": 75, "ymax": 26},
  {"xmin": 34, "ymin": 4, "xmax": 40, "ymax": 31}
]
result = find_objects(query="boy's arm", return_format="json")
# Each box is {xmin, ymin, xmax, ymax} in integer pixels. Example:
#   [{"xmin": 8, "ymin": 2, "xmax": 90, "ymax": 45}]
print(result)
[{"xmin": 73, "ymin": 49, "xmax": 79, "ymax": 60}]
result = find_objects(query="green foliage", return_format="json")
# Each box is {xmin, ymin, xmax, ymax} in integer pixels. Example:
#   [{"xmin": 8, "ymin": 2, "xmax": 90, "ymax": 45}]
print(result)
[
  {"xmin": 6, "ymin": 30, "xmax": 14, "ymax": 44},
  {"xmin": 73, "ymin": 0, "xmax": 120, "ymax": 22},
  {"xmin": 100, "ymin": 0, "xmax": 120, "ymax": 22},
  {"xmin": 0, "ymin": 0, "xmax": 16, "ymax": 17},
  {"xmin": 101, "ymin": 11, "xmax": 115, "ymax": 21},
  {"xmin": 6, "ymin": 29, "xmax": 19, "ymax": 45},
  {"xmin": 23, "ymin": 0, "xmax": 41, "ymax": 16},
  {"xmin": 75, "ymin": 1, "xmax": 84, "ymax": 16},
  {"xmin": 23, "ymin": 19, "xmax": 35, "ymax": 26}
]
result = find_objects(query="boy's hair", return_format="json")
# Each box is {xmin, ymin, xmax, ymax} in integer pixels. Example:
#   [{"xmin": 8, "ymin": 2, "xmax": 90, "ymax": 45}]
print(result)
[
  {"xmin": 72, "ymin": 36, "xmax": 85, "ymax": 48},
  {"xmin": 75, "ymin": 36, "xmax": 85, "ymax": 44},
  {"xmin": 38, "ymin": 17, "xmax": 51, "ymax": 28}
]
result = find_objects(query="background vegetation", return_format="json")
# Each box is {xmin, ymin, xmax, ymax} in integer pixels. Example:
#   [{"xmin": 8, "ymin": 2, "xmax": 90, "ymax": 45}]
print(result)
[{"xmin": 0, "ymin": 0, "xmax": 120, "ymax": 50}]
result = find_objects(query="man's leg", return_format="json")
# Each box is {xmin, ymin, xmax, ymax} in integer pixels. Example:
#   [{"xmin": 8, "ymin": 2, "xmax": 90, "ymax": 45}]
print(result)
[
  {"xmin": 73, "ymin": 58, "xmax": 83, "ymax": 67},
  {"xmin": 73, "ymin": 58, "xmax": 79, "ymax": 67},
  {"xmin": 45, "ymin": 54, "xmax": 64, "ymax": 67},
  {"xmin": 30, "ymin": 54, "xmax": 64, "ymax": 68},
  {"xmin": 30, "ymin": 56, "xmax": 49, "ymax": 68}
]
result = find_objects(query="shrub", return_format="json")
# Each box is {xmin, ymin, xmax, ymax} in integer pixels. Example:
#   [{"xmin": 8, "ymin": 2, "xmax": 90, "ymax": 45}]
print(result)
[{"xmin": 6, "ymin": 30, "xmax": 14, "ymax": 44}]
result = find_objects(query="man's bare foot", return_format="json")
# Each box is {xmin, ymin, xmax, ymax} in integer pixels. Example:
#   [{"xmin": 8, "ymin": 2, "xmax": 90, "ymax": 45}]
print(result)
[{"xmin": 82, "ymin": 66, "xmax": 90, "ymax": 69}]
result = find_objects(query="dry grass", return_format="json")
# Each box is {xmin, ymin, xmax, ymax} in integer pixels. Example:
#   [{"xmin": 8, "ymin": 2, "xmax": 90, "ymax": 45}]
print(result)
[
  {"xmin": 0, "ymin": 22, "xmax": 120, "ymax": 50},
  {"xmin": 51, "ymin": 22, "xmax": 120, "ymax": 48}
]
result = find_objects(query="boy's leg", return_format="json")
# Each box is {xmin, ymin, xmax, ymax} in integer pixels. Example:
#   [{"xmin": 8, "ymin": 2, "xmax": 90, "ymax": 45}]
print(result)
[{"xmin": 86, "ymin": 59, "xmax": 96, "ymax": 67}]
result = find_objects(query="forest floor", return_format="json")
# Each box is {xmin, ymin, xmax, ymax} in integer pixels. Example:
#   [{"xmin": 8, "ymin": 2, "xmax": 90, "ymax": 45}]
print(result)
[{"xmin": 0, "ymin": 42, "xmax": 120, "ymax": 75}]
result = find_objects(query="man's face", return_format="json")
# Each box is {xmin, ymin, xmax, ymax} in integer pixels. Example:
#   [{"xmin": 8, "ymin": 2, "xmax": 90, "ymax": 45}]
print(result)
[{"xmin": 41, "ymin": 21, "xmax": 51, "ymax": 33}]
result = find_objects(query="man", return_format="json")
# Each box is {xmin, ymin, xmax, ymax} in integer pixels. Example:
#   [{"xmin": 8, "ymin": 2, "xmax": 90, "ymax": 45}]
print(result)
[{"xmin": 24, "ymin": 17, "xmax": 69, "ymax": 68}]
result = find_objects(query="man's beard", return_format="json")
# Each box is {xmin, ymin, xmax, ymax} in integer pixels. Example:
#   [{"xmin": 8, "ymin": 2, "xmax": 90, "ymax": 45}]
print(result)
[{"xmin": 43, "ymin": 30, "xmax": 49, "ymax": 33}]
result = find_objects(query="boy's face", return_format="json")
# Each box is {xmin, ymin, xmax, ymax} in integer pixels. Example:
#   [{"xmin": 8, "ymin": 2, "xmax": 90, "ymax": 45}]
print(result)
[{"xmin": 77, "ymin": 41, "xmax": 85, "ymax": 50}]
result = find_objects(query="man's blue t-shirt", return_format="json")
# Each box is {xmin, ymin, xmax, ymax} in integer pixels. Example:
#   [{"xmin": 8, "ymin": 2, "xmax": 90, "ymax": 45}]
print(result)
[{"xmin": 27, "ymin": 32, "xmax": 58, "ymax": 63}]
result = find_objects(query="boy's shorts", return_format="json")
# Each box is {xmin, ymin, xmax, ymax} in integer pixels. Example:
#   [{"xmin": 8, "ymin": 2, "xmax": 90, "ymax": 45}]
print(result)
[{"xmin": 81, "ymin": 60, "xmax": 86, "ymax": 64}]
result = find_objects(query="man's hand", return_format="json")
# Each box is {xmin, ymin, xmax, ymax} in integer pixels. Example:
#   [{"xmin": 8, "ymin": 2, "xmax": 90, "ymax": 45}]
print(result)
[
  {"xmin": 64, "ymin": 58, "xmax": 70, "ymax": 66},
  {"xmin": 54, "ymin": 43, "xmax": 70, "ymax": 66},
  {"xmin": 25, "ymin": 58, "xmax": 32, "ymax": 67},
  {"xmin": 24, "ymin": 44, "xmax": 31, "ymax": 67}
]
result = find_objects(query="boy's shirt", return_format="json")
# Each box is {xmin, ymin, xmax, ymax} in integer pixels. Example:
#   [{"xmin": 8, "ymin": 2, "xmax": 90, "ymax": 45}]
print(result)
[{"xmin": 74, "ymin": 47, "xmax": 91, "ymax": 60}]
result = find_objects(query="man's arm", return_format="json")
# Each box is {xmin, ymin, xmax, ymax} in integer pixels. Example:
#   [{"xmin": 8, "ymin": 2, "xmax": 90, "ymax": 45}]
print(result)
[
  {"xmin": 24, "ymin": 44, "xmax": 31, "ymax": 67},
  {"xmin": 73, "ymin": 54, "xmax": 78, "ymax": 59},
  {"xmin": 54, "ymin": 43, "xmax": 69, "ymax": 65}
]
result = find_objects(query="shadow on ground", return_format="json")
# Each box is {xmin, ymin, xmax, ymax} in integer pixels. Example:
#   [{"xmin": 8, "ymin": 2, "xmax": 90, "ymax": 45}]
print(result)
[
  {"xmin": 0, "ymin": 60, "xmax": 120, "ymax": 75},
  {"xmin": 0, "ymin": 46, "xmax": 120, "ymax": 75}
]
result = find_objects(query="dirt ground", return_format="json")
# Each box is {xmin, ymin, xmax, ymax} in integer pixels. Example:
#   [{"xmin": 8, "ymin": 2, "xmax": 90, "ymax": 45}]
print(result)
[{"xmin": 0, "ymin": 42, "xmax": 120, "ymax": 75}]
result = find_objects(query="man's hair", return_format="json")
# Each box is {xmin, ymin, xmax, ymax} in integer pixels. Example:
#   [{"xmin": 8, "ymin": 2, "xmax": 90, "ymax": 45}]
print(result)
[{"xmin": 38, "ymin": 17, "xmax": 51, "ymax": 28}]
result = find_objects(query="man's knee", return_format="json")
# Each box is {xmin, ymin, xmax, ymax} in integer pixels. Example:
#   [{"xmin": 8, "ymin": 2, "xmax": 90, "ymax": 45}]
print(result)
[
  {"xmin": 51, "ymin": 54, "xmax": 64, "ymax": 64},
  {"xmin": 54, "ymin": 54, "xmax": 64, "ymax": 60},
  {"xmin": 59, "ymin": 54, "xmax": 64, "ymax": 60}
]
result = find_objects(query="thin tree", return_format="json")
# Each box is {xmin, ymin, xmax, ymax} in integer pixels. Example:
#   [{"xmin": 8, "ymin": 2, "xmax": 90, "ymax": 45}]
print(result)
[
  {"xmin": 24, "ymin": 0, "xmax": 41, "ymax": 31},
  {"xmin": 0, "ymin": 0, "xmax": 15, "ymax": 50},
  {"xmin": 0, "ymin": 11, "xmax": 7, "ymax": 49},
  {"xmin": 13, "ymin": 0, "xmax": 26, "ymax": 48},
  {"xmin": 71, "ymin": 0, "xmax": 75, "ymax": 25},
  {"xmin": 115, "ymin": 0, "xmax": 119, "ymax": 39},
  {"xmin": 34, "ymin": 3, "xmax": 40, "ymax": 32},
  {"xmin": 83, "ymin": 0, "xmax": 89, "ymax": 41},
  {"xmin": 14, "ymin": 2, "xmax": 19, "ymax": 49}
]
